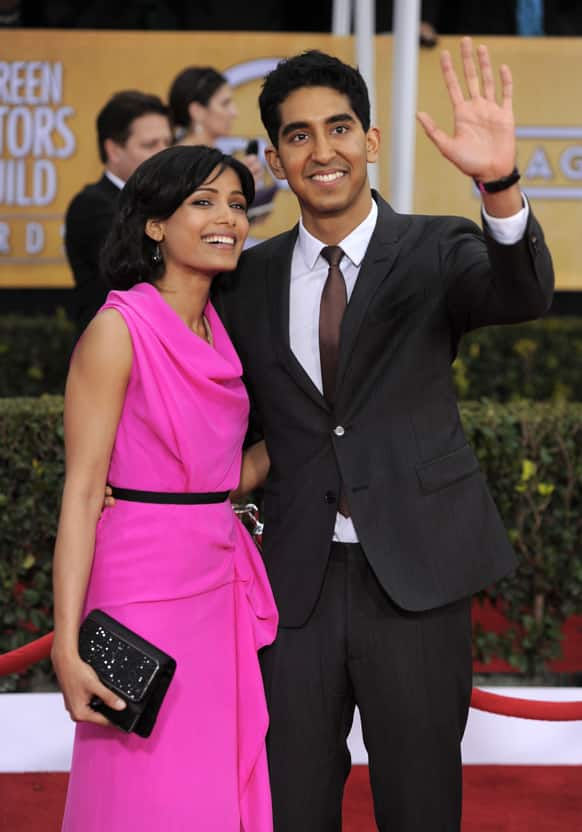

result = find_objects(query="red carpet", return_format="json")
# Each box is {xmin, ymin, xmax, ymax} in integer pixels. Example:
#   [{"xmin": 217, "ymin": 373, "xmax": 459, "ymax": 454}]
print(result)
[{"xmin": 1, "ymin": 766, "xmax": 581, "ymax": 831}]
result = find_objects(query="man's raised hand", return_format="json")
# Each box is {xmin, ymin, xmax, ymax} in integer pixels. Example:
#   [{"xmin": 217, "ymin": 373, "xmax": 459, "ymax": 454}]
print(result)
[{"xmin": 417, "ymin": 37, "xmax": 516, "ymax": 183}]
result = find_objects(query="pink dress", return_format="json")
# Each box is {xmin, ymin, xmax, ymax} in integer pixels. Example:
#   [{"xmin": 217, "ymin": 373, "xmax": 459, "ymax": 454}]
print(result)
[{"xmin": 62, "ymin": 282, "xmax": 278, "ymax": 831}]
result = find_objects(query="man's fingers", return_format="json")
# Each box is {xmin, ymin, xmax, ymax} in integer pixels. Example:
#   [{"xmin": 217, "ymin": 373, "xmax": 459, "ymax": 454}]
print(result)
[
  {"xmin": 417, "ymin": 112, "xmax": 452, "ymax": 154},
  {"xmin": 440, "ymin": 50, "xmax": 464, "ymax": 106},
  {"xmin": 104, "ymin": 484, "xmax": 115, "ymax": 507},
  {"xmin": 477, "ymin": 44, "xmax": 496, "ymax": 102},
  {"xmin": 460, "ymin": 36, "xmax": 480, "ymax": 99},
  {"xmin": 499, "ymin": 64, "xmax": 513, "ymax": 110},
  {"xmin": 417, "ymin": 110, "xmax": 438, "ymax": 133},
  {"xmin": 103, "ymin": 484, "xmax": 115, "ymax": 509}
]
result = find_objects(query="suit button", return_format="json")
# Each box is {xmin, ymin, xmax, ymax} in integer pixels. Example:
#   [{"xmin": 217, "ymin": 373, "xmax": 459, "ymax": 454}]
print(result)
[
  {"xmin": 324, "ymin": 491, "xmax": 337, "ymax": 504},
  {"xmin": 333, "ymin": 425, "xmax": 345, "ymax": 437}
]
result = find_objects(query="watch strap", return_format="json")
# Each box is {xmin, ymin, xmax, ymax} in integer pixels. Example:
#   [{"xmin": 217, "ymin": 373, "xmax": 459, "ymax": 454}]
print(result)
[{"xmin": 474, "ymin": 167, "xmax": 521, "ymax": 194}]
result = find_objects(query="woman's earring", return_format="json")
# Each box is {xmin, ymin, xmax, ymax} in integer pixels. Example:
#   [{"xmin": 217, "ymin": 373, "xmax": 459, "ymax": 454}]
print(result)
[{"xmin": 152, "ymin": 242, "xmax": 163, "ymax": 264}]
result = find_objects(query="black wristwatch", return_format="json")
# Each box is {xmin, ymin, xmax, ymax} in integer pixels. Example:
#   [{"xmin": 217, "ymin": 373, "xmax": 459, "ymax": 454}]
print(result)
[{"xmin": 474, "ymin": 167, "xmax": 521, "ymax": 194}]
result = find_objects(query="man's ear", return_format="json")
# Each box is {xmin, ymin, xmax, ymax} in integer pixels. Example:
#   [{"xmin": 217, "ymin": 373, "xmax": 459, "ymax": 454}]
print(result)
[
  {"xmin": 265, "ymin": 146, "xmax": 287, "ymax": 181},
  {"xmin": 366, "ymin": 127, "xmax": 381, "ymax": 164},
  {"xmin": 145, "ymin": 218, "xmax": 164, "ymax": 242},
  {"xmin": 104, "ymin": 137, "xmax": 122, "ymax": 165}
]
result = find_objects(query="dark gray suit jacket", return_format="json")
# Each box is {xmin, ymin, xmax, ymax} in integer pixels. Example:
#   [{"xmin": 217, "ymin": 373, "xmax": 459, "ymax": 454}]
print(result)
[
  {"xmin": 215, "ymin": 193, "xmax": 554, "ymax": 627},
  {"xmin": 65, "ymin": 174, "xmax": 120, "ymax": 334}
]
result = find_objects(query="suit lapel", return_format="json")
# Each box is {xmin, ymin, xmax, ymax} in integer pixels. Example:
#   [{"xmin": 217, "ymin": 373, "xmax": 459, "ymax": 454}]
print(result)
[
  {"xmin": 266, "ymin": 227, "xmax": 330, "ymax": 411},
  {"xmin": 336, "ymin": 194, "xmax": 411, "ymax": 391},
  {"xmin": 97, "ymin": 174, "xmax": 122, "ymax": 199}
]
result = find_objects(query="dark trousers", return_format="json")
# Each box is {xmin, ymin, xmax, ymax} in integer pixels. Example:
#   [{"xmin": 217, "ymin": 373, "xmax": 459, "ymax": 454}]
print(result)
[{"xmin": 260, "ymin": 543, "xmax": 473, "ymax": 831}]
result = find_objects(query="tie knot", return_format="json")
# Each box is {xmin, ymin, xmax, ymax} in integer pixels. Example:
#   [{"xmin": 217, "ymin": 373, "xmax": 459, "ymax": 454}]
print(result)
[{"xmin": 320, "ymin": 245, "xmax": 344, "ymax": 268}]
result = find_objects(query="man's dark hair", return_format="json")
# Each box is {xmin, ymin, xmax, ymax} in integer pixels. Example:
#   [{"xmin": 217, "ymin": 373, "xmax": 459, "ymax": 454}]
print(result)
[
  {"xmin": 168, "ymin": 67, "xmax": 227, "ymax": 130},
  {"xmin": 96, "ymin": 90, "xmax": 169, "ymax": 163},
  {"xmin": 259, "ymin": 50, "xmax": 371, "ymax": 147},
  {"xmin": 101, "ymin": 145, "xmax": 255, "ymax": 290}
]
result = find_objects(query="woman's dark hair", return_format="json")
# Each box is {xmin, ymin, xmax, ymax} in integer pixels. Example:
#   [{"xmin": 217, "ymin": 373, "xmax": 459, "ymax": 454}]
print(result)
[
  {"xmin": 101, "ymin": 145, "xmax": 254, "ymax": 290},
  {"xmin": 259, "ymin": 50, "xmax": 371, "ymax": 147},
  {"xmin": 168, "ymin": 67, "xmax": 227, "ymax": 130}
]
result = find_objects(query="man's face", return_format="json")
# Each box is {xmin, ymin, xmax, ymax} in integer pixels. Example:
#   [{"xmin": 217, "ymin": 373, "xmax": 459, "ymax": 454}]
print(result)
[
  {"xmin": 265, "ymin": 86, "xmax": 379, "ymax": 228},
  {"xmin": 106, "ymin": 113, "xmax": 172, "ymax": 182}
]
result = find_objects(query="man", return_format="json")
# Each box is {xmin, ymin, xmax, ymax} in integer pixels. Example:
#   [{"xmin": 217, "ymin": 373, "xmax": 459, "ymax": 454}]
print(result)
[
  {"xmin": 65, "ymin": 91, "xmax": 172, "ymax": 334},
  {"xmin": 215, "ymin": 41, "xmax": 553, "ymax": 830}
]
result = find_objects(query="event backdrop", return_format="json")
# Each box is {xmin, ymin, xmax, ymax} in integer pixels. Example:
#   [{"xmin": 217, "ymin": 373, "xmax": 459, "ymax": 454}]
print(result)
[{"xmin": 0, "ymin": 31, "xmax": 581, "ymax": 289}]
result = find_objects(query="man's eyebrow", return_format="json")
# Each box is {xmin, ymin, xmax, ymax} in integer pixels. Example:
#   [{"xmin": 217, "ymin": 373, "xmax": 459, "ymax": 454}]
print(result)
[
  {"xmin": 326, "ymin": 113, "xmax": 356, "ymax": 125},
  {"xmin": 281, "ymin": 121, "xmax": 309, "ymax": 138},
  {"xmin": 281, "ymin": 112, "xmax": 356, "ymax": 138}
]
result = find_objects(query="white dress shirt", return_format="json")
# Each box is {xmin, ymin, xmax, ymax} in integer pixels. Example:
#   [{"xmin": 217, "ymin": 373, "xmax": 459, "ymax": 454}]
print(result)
[
  {"xmin": 289, "ymin": 196, "xmax": 529, "ymax": 543},
  {"xmin": 104, "ymin": 169, "xmax": 125, "ymax": 190}
]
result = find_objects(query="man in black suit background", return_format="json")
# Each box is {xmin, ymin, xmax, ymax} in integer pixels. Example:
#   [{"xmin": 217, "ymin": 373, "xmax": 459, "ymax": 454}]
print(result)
[
  {"xmin": 216, "ymin": 41, "xmax": 554, "ymax": 831},
  {"xmin": 65, "ymin": 91, "xmax": 171, "ymax": 334}
]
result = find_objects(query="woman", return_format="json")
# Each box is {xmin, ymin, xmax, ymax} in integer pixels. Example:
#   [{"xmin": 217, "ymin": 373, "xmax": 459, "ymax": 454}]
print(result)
[
  {"xmin": 169, "ymin": 66, "xmax": 238, "ymax": 148},
  {"xmin": 168, "ymin": 66, "xmax": 263, "ymax": 187},
  {"xmin": 51, "ymin": 145, "xmax": 278, "ymax": 831}
]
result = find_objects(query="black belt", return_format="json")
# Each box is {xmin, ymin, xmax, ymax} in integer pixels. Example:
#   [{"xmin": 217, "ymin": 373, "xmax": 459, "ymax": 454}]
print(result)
[{"xmin": 109, "ymin": 486, "xmax": 230, "ymax": 505}]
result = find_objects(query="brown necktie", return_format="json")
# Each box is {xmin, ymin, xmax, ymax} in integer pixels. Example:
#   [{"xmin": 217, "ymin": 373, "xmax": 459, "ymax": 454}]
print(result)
[
  {"xmin": 319, "ymin": 245, "xmax": 347, "ymax": 404},
  {"xmin": 319, "ymin": 245, "xmax": 350, "ymax": 517}
]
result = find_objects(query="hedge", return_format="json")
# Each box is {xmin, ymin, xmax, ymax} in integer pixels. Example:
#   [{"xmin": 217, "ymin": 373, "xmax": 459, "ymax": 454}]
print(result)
[
  {"xmin": 0, "ymin": 312, "xmax": 75, "ymax": 398},
  {"xmin": 1, "ymin": 396, "xmax": 581, "ymax": 691},
  {"xmin": 0, "ymin": 396, "xmax": 64, "ymax": 691},
  {"xmin": 2, "ymin": 313, "xmax": 582, "ymax": 401},
  {"xmin": 453, "ymin": 317, "xmax": 582, "ymax": 402}
]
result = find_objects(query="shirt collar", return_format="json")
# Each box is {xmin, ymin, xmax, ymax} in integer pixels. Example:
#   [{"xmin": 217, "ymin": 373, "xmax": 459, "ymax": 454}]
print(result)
[
  {"xmin": 297, "ymin": 199, "xmax": 378, "ymax": 271},
  {"xmin": 104, "ymin": 169, "xmax": 125, "ymax": 190}
]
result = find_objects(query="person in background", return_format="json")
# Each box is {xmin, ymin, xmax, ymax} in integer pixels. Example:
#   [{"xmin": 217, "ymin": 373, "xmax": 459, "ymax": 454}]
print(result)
[
  {"xmin": 375, "ymin": 0, "xmax": 443, "ymax": 46},
  {"xmin": 65, "ymin": 90, "xmax": 172, "ymax": 335},
  {"xmin": 168, "ymin": 66, "xmax": 263, "ymax": 187}
]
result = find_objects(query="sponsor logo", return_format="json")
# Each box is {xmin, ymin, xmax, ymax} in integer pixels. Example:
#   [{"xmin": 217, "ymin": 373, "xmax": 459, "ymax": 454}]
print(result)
[{"xmin": 518, "ymin": 127, "xmax": 582, "ymax": 200}]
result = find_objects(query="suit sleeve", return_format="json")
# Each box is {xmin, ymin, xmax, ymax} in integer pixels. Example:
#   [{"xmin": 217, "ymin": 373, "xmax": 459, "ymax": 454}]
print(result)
[
  {"xmin": 213, "ymin": 268, "xmax": 265, "ymax": 450},
  {"xmin": 65, "ymin": 190, "xmax": 118, "ymax": 331},
  {"xmin": 65, "ymin": 191, "xmax": 116, "ymax": 288},
  {"xmin": 441, "ymin": 209, "xmax": 554, "ymax": 337}
]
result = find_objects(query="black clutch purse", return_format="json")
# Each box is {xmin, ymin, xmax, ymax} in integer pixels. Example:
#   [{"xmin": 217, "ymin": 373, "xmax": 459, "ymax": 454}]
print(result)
[{"xmin": 78, "ymin": 609, "xmax": 177, "ymax": 738}]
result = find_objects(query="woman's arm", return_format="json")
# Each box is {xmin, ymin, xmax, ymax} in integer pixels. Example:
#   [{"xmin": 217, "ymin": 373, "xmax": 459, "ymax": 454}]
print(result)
[
  {"xmin": 51, "ymin": 309, "xmax": 132, "ymax": 726},
  {"xmin": 231, "ymin": 440, "xmax": 270, "ymax": 502}
]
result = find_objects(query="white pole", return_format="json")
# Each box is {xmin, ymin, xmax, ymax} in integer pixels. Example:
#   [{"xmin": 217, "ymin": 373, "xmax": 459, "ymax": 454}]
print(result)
[
  {"xmin": 354, "ymin": 0, "xmax": 378, "ymax": 189},
  {"xmin": 332, "ymin": 0, "xmax": 352, "ymax": 35},
  {"xmin": 390, "ymin": 0, "xmax": 420, "ymax": 212}
]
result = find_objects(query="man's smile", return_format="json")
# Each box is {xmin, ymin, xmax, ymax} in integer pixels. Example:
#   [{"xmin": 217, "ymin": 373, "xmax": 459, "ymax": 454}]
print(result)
[{"xmin": 309, "ymin": 170, "xmax": 348, "ymax": 185}]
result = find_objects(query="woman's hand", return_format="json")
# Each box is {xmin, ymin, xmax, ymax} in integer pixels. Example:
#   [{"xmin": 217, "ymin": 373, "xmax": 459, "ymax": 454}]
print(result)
[{"xmin": 51, "ymin": 644, "xmax": 126, "ymax": 727}]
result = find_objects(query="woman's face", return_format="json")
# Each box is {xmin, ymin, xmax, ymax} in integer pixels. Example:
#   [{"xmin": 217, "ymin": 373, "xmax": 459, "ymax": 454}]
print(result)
[
  {"xmin": 202, "ymin": 83, "xmax": 238, "ymax": 139},
  {"xmin": 154, "ymin": 165, "xmax": 249, "ymax": 277}
]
